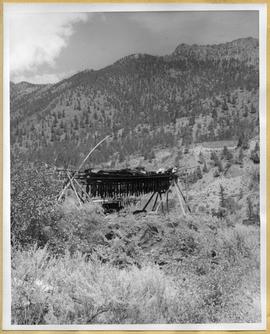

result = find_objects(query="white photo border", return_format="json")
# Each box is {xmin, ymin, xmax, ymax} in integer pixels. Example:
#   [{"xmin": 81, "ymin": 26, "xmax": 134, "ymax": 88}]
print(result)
[{"xmin": 3, "ymin": 2, "xmax": 267, "ymax": 330}]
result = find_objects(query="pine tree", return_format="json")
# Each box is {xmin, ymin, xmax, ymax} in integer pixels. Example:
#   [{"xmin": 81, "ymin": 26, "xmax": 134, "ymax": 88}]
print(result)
[
  {"xmin": 196, "ymin": 166, "xmax": 203, "ymax": 179},
  {"xmin": 237, "ymin": 148, "xmax": 244, "ymax": 165},
  {"xmin": 250, "ymin": 142, "xmax": 260, "ymax": 164},
  {"xmin": 198, "ymin": 151, "xmax": 204, "ymax": 164},
  {"xmin": 250, "ymin": 103, "xmax": 256, "ymax": 114},
  {"xmin": 222, "ymin": 99, "xmax": 228, "ymax": 111},
  {"xmin": 77, "ymin": 99, "xmax": 81, "ymax": 111},
  {"xmin": 202, "ymin": 161, "xmax": 208, "ymax": 173},
  {"xmin": 238, "ymin": 188, "xmax": 243, "ymax": 200},
  {"xmin": 222, "ymin": 146, "xmax": 233, "ymax": 161},
  {"xmin": 217, "ymin": 184, "xmax": 227, "ymax": 218},
  {"xmin": 210, "ymin": 151, "xmax": 218, "ymax": 163},
  {"xmin": 74, "ymin": 115, "xmax": 79, "ymax": 130},
  {"xmin": 219, "ymin": 184, "xmax": 226, "ymax": 208},
  {"xmin": 246, "ymin": 197, "xmax": 254, "ymax": 220}
]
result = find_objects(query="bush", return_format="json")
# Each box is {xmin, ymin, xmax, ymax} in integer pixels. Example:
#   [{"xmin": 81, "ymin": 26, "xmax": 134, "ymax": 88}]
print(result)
[
  {"xmin": 248, "ymin": 166, "xmax": 260, "ymax": 191},
  {"xmin": 12, "ymin": 247, "xmax": 178, "ymax": 324},
  {"xmin": 48, "ymin": 202, "xmax": 106, "ymax": 256},
  {"xmin": 11, "ymin": 160, "xmax": 60, "ymax": 249}
]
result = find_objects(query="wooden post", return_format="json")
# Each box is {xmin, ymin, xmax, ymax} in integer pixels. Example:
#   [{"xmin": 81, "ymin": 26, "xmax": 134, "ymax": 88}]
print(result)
[
  {"xmin": 166, "ymin": 189, "xmax": 170, "ymax": 213},
  {"xmin": 73, "ymin": 178, "xmax": 92, "ymax": 202},
  {"xmin": 67, "ymin": 172, "xmax": 82, "ymax": 207},
  {"xmin": 152, "ymin": 192, "xmax": 159, "ymax": 211},
  {"xmin": 142, "ymin": 191, "xmax": 156, "ymax": 211},
  {"xmin": 155, "ymin": 193, "xmax": 164, "ymax": 213},
  {"xmin": 175, "ymin": 180, "xmax": 191, "ymax": 213},
  {"xmin": 160, "ymin": 193, "xmax": 164, "ymax": 214},
  {"xmin": 133, "ymin": 192, "xmax": 156, "ymax": 214},
  {"xmin": 173, "ymin": 180, "xmax": 186, "ymax": 216}
]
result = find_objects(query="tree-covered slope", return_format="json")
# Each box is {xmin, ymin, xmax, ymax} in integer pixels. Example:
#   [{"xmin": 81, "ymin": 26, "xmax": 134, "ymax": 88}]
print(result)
[{"xmin": 10, "ymin": 37, "xmax": 259, "ymax": 167}]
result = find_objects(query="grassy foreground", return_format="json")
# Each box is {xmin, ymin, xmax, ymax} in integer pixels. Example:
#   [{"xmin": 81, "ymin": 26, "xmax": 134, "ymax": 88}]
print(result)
[{"xmin": 12, "ymin": 208, "xmax": 261, "ymax": 325}]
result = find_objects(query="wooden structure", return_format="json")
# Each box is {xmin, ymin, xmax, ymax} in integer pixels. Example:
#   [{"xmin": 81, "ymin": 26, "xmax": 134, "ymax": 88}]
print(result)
[
  {"xmin": 58, "ymin": 167, "xmax": 190, "ymax": 215},
  {"xmin": 57, "ymin": 136, "xmax": 190, "ymax": 215}
]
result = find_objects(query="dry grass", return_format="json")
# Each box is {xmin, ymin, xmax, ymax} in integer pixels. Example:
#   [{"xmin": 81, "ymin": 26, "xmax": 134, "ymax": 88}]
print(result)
[{"xmin": 12, "ymin": 214, "xmax": 261, "ymax": 325}]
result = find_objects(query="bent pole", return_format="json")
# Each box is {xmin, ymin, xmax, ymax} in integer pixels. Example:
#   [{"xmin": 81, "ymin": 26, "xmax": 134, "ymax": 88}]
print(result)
[{"xmin": 57, "ymin": 135, "xmax": 110, "ymax": 202}]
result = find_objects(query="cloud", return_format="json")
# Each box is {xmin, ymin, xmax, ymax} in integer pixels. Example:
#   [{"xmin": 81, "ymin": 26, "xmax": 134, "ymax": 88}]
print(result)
[{"xmin": 9, "ymin": 12, "xmax": 88, "ymax": 76}]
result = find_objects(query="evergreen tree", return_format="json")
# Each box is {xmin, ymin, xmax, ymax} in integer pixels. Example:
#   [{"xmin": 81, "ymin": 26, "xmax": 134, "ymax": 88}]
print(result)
[
  {"xmin": 202, "ymin": 161, "xmax": 208, "ymax": 173},
  {"xmin": 74, "ymin": 115, "xmax": 79, "ymax": 130},
  {"xmin": 237, "ymin": 148, "xmax": 244, "ymax": 165},
  {"xmin": 237, "ymin": 132, "xmax": 249, "ymax": 150},
  {"xmin": 218, "ymin": 184, "xmax": 227, "ymax": 218},
  {"xmin": 196, "ymin": 166, "xmax": 203, "ymax": 179},
  {"xmin": 246, "ymin": 197, "xmax": 254, "ymax": 220},
  {"xmin": 198, "ymin": 151, "xmax": 204, "ymax": 164},
  {"xmin": 222, "ymin": 146, "xmax": 233, "ymax": 161},
  {"xmin": 250, "ymin": 142, "xmax": 260, "ymax": 164}
]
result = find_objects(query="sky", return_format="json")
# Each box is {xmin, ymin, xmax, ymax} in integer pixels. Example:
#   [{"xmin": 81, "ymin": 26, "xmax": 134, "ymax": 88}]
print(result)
[{"xmin": 8, "ymin": 10, "xmax": 259, "ymax": 84}]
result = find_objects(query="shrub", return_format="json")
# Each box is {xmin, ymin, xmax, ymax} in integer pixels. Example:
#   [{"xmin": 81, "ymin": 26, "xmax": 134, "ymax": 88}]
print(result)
[
  {"xmin": 48, "ymin": 202, "xmax": 106, "ymax": 256},
  {"xmin": 11, "ymin": 160, "xmax": 60, "ymax": 249},
  {"xmin": 202, "ymin": 161, "xmax": 208, "ymax": 173},
  {"xmin": 221, "ymin": 146, "xmax": 233, "ymax": 161},
  {"xmin": 12, "ymin": 247, "xmax": 178, "ymax": 325},
  {"xmin": 248, "ymin": 167, "xmax": 260, "ymax": 191}
]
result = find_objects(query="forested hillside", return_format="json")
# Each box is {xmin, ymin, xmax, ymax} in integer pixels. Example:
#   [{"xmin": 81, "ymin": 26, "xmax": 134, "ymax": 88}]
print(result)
[{"xmin": 10, "ymin": 37, "xmax": 259, "ymax": 167}]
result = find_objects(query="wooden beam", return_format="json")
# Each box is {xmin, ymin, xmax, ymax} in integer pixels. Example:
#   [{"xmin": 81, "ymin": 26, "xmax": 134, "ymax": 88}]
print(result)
[
  {"xmin": 155, "ymin": 193, "xmax": 164, "ymax": 213},
  {"xmin": 175, "ymin": 180, "xmax": 191, "ymax": 213},
  {"xmin": 142, "ymin": 191, "xmax": 156, "ymax": 211},
  {"xmin": 67, "ymin": 172, "xmax": 82, "ymax": 207},
  {"xmin": 133, "ymin": 192, "xmax": 156, "ymax": 214},
  {"xmin": 160, "ymin": 193, "xmax": 164, "ymax": 214},
  {"xmin": 72, "ymin": 180, "xmax": 85, "ymax": 204},
  {"xmin": 73, "ymin": 178, "xmax": 92, "ymax": 202},
  {"xmin": 152, "ymin": 192, "xmax": 159, "ymax": 211},
  {"xmin": 173, "ymin": 180, "xmax": 186, "ymax": 216},
  {"xmin": 166, "ymin": 189, "xmax": 170, "ymax": 213}
]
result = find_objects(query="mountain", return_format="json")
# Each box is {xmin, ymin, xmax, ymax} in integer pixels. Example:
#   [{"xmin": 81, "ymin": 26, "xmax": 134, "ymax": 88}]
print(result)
[
  {"xmin": 170, "ymin": 37, "xmax": 258, "ymax": 65},
  {"xmin": 10, "ymin": 37, "xmax": 259, "ymax": 167},
  {"xmin": 10, "ymin": 81, "xmax": 49, "ymax": 101}
]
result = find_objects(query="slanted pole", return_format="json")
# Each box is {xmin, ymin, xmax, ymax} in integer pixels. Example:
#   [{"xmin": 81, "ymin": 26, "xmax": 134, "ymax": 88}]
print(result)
[
  {"xmin": 67, "ymin": 172, "xmax": 82, "ymax": 207},
  {"xmin": 73, "ymin": 178, "xmax": 92, "ymax": 202},
  {"xmin": 152, "ymin": 192, "xmax": 159, "ymax": 211},
  {"xmin": 175, "ymin": 180, "xmax": 191, "ymax": 213},
  {"xmin": 58, "ymin": 135, "xmax": 110, "ymax": 202},
  {"xmin": 72, "ymin": 179, "xmax": 86, "ymax": 203},
  {"xmin": 142, "ymin": 191, "xmax": 156, "ymax": 211},
  {"xmin": 155, "ymin": 192, "xmax": 164, "ymax": 213},
  {"xmin": 166, "ymin": 189, "xmax": 170, "ymax": 213},
  {"xmin": 173, "ymin": 179, "xmax": 186, "ymax": 216},
  {"xmin": 160, "ymin": 193, "xmax": 164, "ymax": 214},
  {"xmin": 133, "ymin": 191, "xmax": 156, "ymax": 214}
]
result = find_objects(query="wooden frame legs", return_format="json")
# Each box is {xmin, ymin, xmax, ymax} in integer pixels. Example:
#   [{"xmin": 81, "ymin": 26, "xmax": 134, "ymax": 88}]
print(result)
[
  {"xmin": 153, "ymin": 181, "xmax": 191, "ymax": 216},
  {"xmin": 133, "ymin": 191, "xmax": 157, "ymax": 214},
  {"xmin": 60, "ymin": 174, "xmax": 190, "ymax": 216}
]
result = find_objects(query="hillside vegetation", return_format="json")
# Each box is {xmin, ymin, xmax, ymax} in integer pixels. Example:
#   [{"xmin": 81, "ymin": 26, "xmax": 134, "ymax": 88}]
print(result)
[{"xmin": 10, "ymin": 37, "xmax": 258, "ymax": 168}]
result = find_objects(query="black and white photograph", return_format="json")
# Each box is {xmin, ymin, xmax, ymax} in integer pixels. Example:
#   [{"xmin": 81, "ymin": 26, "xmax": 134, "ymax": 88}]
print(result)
[{"xmin": 3, "ymin": 3, "xmax": 267, "ymax": 330}]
